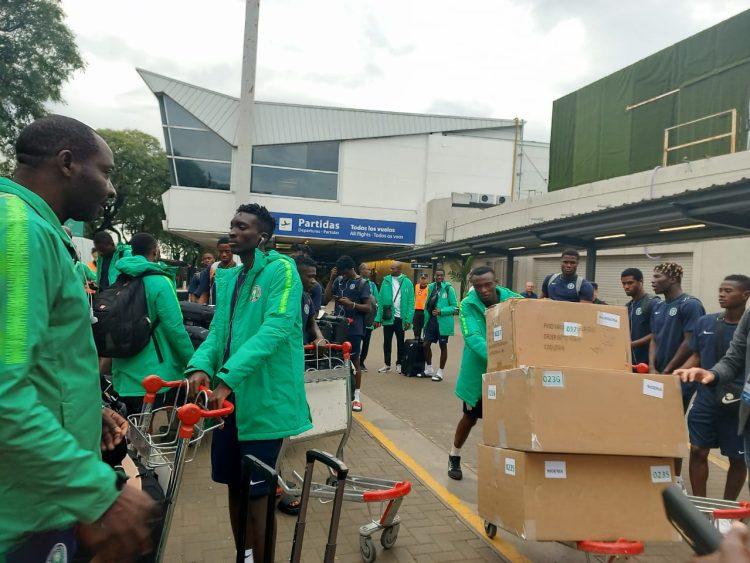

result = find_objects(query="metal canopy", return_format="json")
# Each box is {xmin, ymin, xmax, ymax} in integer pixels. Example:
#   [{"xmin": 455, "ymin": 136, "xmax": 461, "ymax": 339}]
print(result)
[{"xmin": 390, "ymin": 179, "xmax": 750, "ymax": 262}]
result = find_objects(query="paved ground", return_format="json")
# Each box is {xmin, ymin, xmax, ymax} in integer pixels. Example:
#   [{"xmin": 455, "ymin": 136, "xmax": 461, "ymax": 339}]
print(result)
[{"xmin": 155, "ymin": 315, "xmax": 748, "ymax": 562}]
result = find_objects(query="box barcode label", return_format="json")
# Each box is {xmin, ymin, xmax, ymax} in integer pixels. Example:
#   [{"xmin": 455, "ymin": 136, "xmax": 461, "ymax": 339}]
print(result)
[
  {"xmin": 544, "ymin": 461, "xmax": 567, "ymax": 479},
  {"xmin": 493, "ymin": 326, "xmax": 503, "ymax": 342},
  {"xmin": 562, "ymin": 322, "xmax": 582, "ymax": 337},
  {"xmin": 504, "ymin": 457, "xmax": 516, "ymax": 476},
  {"xmin": 542, "ymin": 371, "xmax": 564, "ymax": 388},
  {"xmin": 650, "ymin": 465, "xmax": 672, "ymax": 483},
  {"xmin": 487, "ymin": 384, "xmax": 497, "ymax": 400},
  {"xmin": 643, "ymin": 379, "xmax": 664, "ymax": 399},
  {"xmin": 597, "ymin": 311, "xmax": 621, "ymax": 329}
]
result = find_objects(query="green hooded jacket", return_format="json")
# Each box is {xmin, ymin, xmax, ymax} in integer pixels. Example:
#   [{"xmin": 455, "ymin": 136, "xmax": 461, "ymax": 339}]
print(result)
[
  {"xmin": 455, "ymin": 286, "xmax": 522, "ymax": 407},
  {"xmin": 111, "ymin": 255, "xmax": 194, "ymax": 397},
  {"xmin": 424, "ymin": 282, "xmax": 459, "ymax": 336},
  {"xmin": 374, "ymin": 274, "xmax": 415, "ymax": 326},
  {"xmin": 96, "ymin": 242, "xmax": 131, "ymax": 288},
  {"xmin": 0, "ymin": 179, "xmax": 118, "ymax": 554},
  {"xmin": 186, "ymin": 249, "xmax": 312, "ymax": 440},
  {"xmin": 365, "ymin": 279, "xmax": 378, "ymax": 330}
]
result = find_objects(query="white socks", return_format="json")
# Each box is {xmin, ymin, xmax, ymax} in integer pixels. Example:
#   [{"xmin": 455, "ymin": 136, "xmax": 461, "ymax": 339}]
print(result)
[
  {"xmin": 450, "ymin": 446, "xmax": 461, "ymax": 457},
  {"xmin": 437, "ymin": 368, "xmax": 443, "ymax": 377},
  {"xmin": 244, "ymin": 549, "xmax": 254, "ymax": 562},
  {"xmin": 354, "ymin": 389, "xmax": 361, "ymax": 402}
]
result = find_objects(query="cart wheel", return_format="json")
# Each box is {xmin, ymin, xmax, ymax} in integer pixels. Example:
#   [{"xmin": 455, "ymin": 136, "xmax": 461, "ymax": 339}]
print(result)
[
  {"xmin": 380, "ymin": 523, "xmax": 400, "ymax": 549},
  {"xmin": 484, "ymin": 521, "xmax": 497, "ymax": 539},
  {"xmin": 360, "ymin": 535, "xmax": 377, "ymax": 562}
]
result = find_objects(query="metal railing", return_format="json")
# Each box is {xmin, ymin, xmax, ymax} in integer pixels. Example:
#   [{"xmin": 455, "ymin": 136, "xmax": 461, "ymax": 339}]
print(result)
[{"xmin": 662, "ymin": 108, "xmax": 737, "ymax": 166}]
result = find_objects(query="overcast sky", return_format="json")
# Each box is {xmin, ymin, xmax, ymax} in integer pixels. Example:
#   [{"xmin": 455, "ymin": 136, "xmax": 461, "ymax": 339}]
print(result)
[{"xmin": 52, "ymin": 0, "xmax": 750, "ymax": 143}]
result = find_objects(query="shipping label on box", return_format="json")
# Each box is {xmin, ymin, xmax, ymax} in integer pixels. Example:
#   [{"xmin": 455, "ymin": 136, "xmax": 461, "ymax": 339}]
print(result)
[
  {"xmin": 482, "ymin": 367, "xmax": 688, "ymax": 458},
  {"xmin": 486, "ymin": 299, "xmax": 631, "ymax": 373}
]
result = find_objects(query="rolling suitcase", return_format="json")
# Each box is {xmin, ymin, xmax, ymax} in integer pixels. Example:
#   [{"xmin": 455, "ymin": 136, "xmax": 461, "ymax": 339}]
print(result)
[
  {"xmin": 180, "ymin": 302, "xmax": 214, "ymax": 329},
  {"xmin": 236, "ymin": 455, "xmax": 278, "ymax": 563},
  {"xmin": 401, "ymin": 338, "xmax": 425, "ymax": 377},
  {"xmin": 290, "ymin": 449, "xmax": 349, "ymax": 563}
]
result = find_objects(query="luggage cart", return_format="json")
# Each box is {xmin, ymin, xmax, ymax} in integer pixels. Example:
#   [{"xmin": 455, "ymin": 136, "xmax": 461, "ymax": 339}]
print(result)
[
  {"xmin": 128, "ymin": 375, "xmax": 233, "ymax": 563},
  {"xmin": 687, "ymin": 495, "xmax": 750, "ymax": 528},
  {"xmin": 277, "ymin": 342, "xmax": 412, "ymax": 562}
]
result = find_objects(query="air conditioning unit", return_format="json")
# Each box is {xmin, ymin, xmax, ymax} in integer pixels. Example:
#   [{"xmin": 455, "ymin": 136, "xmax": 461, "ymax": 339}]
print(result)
[
  {"xmin": 469, "ymin": 193, "xmax": 495, "ymax": 205},
  {"xmin": 451, "ymin": 192, "xmax": 506, "ymax": 208}
]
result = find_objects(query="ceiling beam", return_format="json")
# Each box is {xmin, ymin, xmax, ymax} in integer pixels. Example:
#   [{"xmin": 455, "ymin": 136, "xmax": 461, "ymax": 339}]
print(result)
[{"xmin": 671, "ymin": 203, "xmax": 750, "ymax": 233}]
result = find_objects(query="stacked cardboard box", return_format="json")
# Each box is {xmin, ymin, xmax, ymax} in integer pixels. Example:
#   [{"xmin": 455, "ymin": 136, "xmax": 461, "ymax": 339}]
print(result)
[{"xmin": 478, "ymin": 299, "xmax": 685, "ymax": 542}]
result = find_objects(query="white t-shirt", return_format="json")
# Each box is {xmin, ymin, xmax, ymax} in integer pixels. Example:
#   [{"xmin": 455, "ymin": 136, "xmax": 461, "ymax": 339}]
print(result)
[{"xmin": 392, "ymin": 275, "xmax": 402, "ymax": 318}]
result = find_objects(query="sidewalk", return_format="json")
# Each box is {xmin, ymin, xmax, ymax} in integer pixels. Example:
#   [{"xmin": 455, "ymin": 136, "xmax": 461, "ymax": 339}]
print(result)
[{"xmin": 162, "ymin": 421, "xmax": 500, "ymax": 562}]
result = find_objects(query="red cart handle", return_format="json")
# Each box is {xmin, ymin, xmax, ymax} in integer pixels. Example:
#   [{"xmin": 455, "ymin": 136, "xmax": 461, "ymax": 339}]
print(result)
[
  {"xmin": 176, "ymin": 386, "xmax": 234, "ymax": 439},
  {"xmin": 714, "ymin": 501, "xmax": 750, "ymax": 519},
  {"xmin": 576, "ymin": 539, "xmax": 644, "ymax": 555},
  {"xmin": 633, "ymin": 363, "xmax": 649, "ymax": 374},
  {"xmin": 362, "ymin": 480, "xmax": 411, "ymax": 502},
  {"xmin": 141, "ymin": 374, "xmax": 186, "ymax": 405},
  {"xmin": 303, "ymin": 341, "xmax": 353, "ymax": 360}
]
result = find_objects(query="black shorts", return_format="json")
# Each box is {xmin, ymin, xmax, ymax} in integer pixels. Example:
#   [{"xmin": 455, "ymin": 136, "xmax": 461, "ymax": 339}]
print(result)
[
  {"xmin": 348, "ymin": 334, "xmax": 363, "ymax": 358},
  {"xmin": 463, "ymin": 399, "xmax": 483, "ymax": 420},
  {"xmin": 211, "ymin": 405, "xmax": 283, "ymax": 497},
  {"xmin": 424, "ymin": 317, "xmax": 449, "ymax": 345}
]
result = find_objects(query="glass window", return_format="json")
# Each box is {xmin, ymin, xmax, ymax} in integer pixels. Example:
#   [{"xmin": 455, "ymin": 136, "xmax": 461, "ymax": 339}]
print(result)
[
  {"xmin": 173, "ymin": 158, "xmax": 231, "ymax": 190},
  {"xmin": 163, "ymin": 96, "xmax": 207, "ymax": 129},
  {"xmin": 158, "ymin": 96, "xmax": 168, "ymax": 125},
  {"xmin": 162, "ymin": 127, "xmax": 172, "ymax": 154},
  {"xmin": 251, "ymin": 166, "xmax": 337, "ymax": 200},
  {"xmin": 252, "ymin": 141, "xmax": 339, "ymax": 171},
  {"xmin": 167, "ymin": 159, "xmax": 177, "ymax": 186},
  {"xmin": 169, "ymin": 128, "xmax": 231, "ymax": 162}
]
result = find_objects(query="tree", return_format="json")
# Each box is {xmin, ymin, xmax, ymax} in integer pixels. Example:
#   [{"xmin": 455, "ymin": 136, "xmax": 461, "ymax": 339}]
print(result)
[
  {"xmin": 448, "ymin": 255, "xmax": 475, "ymax": 299},
  {"xmin": 90, "ymin": 129, "xmax": 202, "ymax": 263},
  {"xmin": 0, "ymin": 0, "xmax": 84, "ymax": 174}
]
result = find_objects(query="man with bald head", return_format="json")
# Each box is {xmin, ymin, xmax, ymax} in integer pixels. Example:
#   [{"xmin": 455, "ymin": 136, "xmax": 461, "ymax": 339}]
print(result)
[
  {"xmin": 374, "ymin": 261, "xmax": 415, "ymax": 373},
  {"xmin": 0, "ymin": 115, "xmax": 156, "ymax": 561}
]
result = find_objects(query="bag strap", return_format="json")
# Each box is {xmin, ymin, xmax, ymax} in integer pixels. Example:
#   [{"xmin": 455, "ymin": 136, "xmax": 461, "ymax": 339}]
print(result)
[
  {"xmin": 392, "ymin": 276, "xmax": 402, "ymax": 302},
  {"xmin": 575, "ymin": 276, "xmax": 583, "ymax": 295},
  {"xmin": 714, "ymin": 314, "xmax": 726, "ymax": 364}
]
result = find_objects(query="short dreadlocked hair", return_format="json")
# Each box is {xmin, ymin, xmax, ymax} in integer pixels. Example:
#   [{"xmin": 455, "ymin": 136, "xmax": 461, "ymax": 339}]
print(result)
[
  {"xmin": 235, "ymin": 203, "xmax": 276, "ymax": 237},
  {"xmin": 654, "ymin": 262, "xmax": 683, "ymax": 282}
]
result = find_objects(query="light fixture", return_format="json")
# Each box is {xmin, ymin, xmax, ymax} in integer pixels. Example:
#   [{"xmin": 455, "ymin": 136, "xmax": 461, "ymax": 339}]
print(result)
[
  {"xmin": 539, "ymin": 242, "xmax": 558, "ymax": 247},
  {"xmin": 430, "ymin": 256, "xmax": 439, "ymax": 260},
  {"xmin": 594, "ymin": 233, "xmax": 626, "ymax": 240},
  {"xmin": 658, "ymin": 223, "xmax": 706, "ymax": 232},
  {"xmin": 478, "ymin": 250, "xmax": 487, "ymax": 254},
  {"xmin": 460, "ymin": 252, "xmax": 472, "ymax": 256},
  {"xmin": 508, "ymin": 246, "xmax": 526, "ymax": 251}
]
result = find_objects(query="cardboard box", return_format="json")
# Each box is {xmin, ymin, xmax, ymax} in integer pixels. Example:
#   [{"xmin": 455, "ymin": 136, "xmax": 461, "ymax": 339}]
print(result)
[
  {"xmin": 482, "ymin": 367, "xmax": 688, "ymax": 458},
  {"xmin": 486, "ymin": 299, "xmax": 631, "ymax": 372},
  {"xmin": 478, "ymin": 444, "xmax": 681, "ymax": 542}
]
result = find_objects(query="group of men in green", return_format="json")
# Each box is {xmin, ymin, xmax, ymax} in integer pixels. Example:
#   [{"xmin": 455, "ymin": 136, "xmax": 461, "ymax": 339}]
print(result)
[{"xmin": 0, "ymin": 115, "xmax": 310, "ymax": 563}]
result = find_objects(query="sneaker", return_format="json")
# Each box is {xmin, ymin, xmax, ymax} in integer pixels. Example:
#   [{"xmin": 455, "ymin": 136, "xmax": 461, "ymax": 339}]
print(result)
[
  {"xmin": 448, "ymin": 455, "xmax": 462, "ymax": 480},
  {"xmin": 675, "ymin": 475, "xmax": 688, "ymax": 494},
  {"xmin": 423, "ymin": 365, "xmax": 434, "ymax": 376},
  {"xmin": 377, "ymin": 365, "xmax": 392, "ymax": 373},
  {"xmin": 396, "ymin": 364, "xmax": 402, "ymax": 374},
  {"xmin": 431, "ymin": 372, "xmax": 443, "ymax": 382},
  {"xmin": 717, "ymin": 518, "xmax": 733, "ymax": 535},
  {"xmin": 352, "ymin": 400, "xmax": 363, "ymax": 412},
  {"xmin": 361, "ymin": 364, "xmax": 368, "ymax": 373}
]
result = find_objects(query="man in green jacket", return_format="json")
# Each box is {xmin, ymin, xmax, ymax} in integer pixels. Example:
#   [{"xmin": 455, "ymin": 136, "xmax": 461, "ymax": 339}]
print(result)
[
  {"xmin": 374, "ymin": 262, "xmax": 415, "ymax": 374},
  {"xmin": 449, "ymin": 266, "xmax": 522, "ymax": 481},
  {"xmin": 420, "ymin": 269, "xmax": 458, "ymax": 382},
  {"xmin": 93, "ymin": 230, "xmax": 131, "ymax": 292},
  {"xmin": 112, "ymin": 233, "xmax": 195, "ymax": 414},
  {"xmin": 187, "ymin": 203, "xmax": 311, "ymax": 562},
  {"xmin": 0, "ymin": 115, "xmax": 155, "ymax": 561}
]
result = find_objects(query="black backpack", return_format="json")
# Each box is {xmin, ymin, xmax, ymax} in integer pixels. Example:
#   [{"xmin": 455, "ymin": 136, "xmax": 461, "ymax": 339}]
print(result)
[
  {"xmin": 361, "ymin": 279, "xmax": 378, "ymax": 328},
  {"xmin": 92, "ymin": 273, "xmax": 162, "ymax": 358}
]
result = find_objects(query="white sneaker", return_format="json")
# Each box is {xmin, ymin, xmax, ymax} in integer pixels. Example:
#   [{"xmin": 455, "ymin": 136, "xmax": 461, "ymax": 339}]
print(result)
[
  {"xmin": 396, "ymin": 364, "xmax": 402, "ymax": 374},
  {"xmin": 377, "ymin": 365, "xmax": 392, "ymax": 373},
  {"xmin": 423, "ymin": 365, "xmax": 434, "ymax": 376},
  {"xmin": 674, "ymin": 475, "xmax": 688, "ymax": 494},
  {"xmin": 432, "ymin": 372, "xmax": 443, "ymax": 382}
]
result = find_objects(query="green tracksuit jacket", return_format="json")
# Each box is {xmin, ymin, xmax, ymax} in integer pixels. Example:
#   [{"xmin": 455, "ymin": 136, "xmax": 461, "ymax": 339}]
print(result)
[
  {"xmin": 186, "ymin": 249, "xmax": 312, "ymax": 440},
  {"xmin": 374, "ymin": 274, "xmax": 415, "ymax": 326},
  {"xmin": 111, "ymin": 255, "xmax": 194, "ymax": 396},
  {"xmin": 424, "ymin": 282, "xmax": 459, "ymax": 336},
  {"xmin": 455, "ymin": 286, "xmax": 522, "ymax": 407},
  {"xmin": 96, "ymin": 242, "xmax": 131, "ymax": 288},
  {"xmin": 365, "ymin": 279, "xmax": 378, "ymax": 330},
  {"xmin": 0, "ymin": 178, "xmax": 118, "ymax": 554}
]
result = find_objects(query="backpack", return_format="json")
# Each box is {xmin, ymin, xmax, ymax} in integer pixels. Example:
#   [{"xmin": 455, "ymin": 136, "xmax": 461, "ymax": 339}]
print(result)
[
  {"xmin": 362, "ymin": 279, "xmax": 378, "ymax": 327},
  {"xmin": 92, "ymin": 272, "xmax": 163, "ymax": 358}
]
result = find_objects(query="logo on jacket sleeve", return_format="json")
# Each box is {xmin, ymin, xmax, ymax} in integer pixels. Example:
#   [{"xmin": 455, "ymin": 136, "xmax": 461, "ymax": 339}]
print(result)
[{"xmin": 250, "ymin": 285, "xmax": 262, "ymax": 302}]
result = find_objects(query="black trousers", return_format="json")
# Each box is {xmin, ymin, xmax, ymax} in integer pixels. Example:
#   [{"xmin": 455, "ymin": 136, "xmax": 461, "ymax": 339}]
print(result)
[
  {"xmin": 361, "ymin": 327, "xmax": 373, "ymax": 364},
  {"xmin": 413, "ymin": 310, "xmax": 425, "ymax": 339},
  {"xmin": 383, "ymin": 317, "xmax": 406, "ymax": 367}
]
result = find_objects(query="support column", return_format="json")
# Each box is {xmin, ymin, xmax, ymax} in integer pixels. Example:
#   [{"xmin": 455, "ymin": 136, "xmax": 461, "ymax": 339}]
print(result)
[
  {"xmin": 506, "ymin": 254, "xmax": 515, "ymax": 290},
  {"xmin": 586, "ymin": 247, "xmax": 597, "ymax": 281}
]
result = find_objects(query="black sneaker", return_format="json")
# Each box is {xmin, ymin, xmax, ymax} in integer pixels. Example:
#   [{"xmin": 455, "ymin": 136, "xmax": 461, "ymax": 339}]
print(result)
[{"xmin": 448, "ymin": 455, "xmax": 462, "ymax": 480}]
